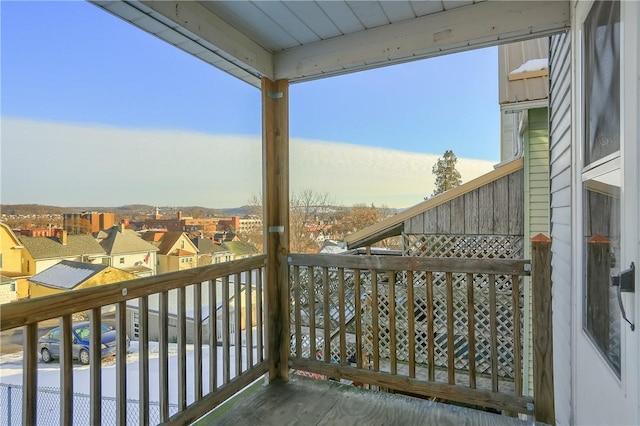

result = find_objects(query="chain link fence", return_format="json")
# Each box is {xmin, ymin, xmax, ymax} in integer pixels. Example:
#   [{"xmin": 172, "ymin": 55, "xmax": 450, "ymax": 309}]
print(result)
[{"xmin": 0, "ymin": 383, "xmax": 178, "ymax": 425}]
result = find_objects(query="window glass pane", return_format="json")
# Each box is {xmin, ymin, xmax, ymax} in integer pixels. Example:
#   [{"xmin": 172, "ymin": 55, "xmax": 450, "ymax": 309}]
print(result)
[
  {"xmin": 583, "ymin": 168, "xmax": 621, "ymax": 374},
  {"xmin": 584, "ymin": 0, "xmax": 620, "ymax": 166}
]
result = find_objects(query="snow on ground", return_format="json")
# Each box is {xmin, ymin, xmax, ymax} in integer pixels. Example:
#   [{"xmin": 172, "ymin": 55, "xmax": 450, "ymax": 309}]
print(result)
[{"xmin": 0, "ymin": 342, "xmax": 261, "ymax": 424}]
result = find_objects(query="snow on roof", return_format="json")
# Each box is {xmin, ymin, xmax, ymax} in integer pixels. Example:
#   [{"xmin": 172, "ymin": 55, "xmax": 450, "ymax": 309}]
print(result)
[{"xmin": 509, "ymin": 58, "xmax": 548, "ymax": 75}]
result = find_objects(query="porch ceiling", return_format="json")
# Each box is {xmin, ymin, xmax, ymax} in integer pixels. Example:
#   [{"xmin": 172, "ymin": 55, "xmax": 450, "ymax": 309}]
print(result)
[{"xmin": 92, "ymin": 1, "xmax": 570, "ymax": 88}]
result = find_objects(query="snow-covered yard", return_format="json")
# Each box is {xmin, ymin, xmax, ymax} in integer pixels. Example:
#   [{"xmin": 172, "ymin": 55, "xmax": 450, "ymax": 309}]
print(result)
[{"xmin": 0, "ymin": 341, "xmax": 261, "ymax": 425}]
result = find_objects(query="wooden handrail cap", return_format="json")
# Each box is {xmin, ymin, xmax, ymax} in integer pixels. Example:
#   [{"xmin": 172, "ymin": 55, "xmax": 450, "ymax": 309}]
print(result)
[
  {"xmin": 531, "ymin": 233, "xmax": 551, "ymax": 243},
  {"xmin": 588, "ymin": 234, "xmax": 611, "ymax": 244}
]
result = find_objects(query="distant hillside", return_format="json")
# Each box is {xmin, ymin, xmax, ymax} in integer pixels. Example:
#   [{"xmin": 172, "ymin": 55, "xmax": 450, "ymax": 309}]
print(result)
[{"xmin": 1, "ymin": 204, "xmax": 250, "ymax": 219}]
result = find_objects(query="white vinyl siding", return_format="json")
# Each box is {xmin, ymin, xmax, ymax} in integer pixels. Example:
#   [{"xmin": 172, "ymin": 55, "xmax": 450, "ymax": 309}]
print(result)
[{"xmin": 549, "ymin": 31, "xmax": 573, "ymax": 426}]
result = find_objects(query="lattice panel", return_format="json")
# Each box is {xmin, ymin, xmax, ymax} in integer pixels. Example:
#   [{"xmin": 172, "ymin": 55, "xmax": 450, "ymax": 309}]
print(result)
[
  {"xmin": 290, "ymin": 265, "xmax": 524, "ymax": 381},
  {"xmin": 404, "ymin": 234, "xmax": 524, "ymax": 260},
  {"xmin": 289, "ymin": 266, "xmax": 359, "ymax": 364}
]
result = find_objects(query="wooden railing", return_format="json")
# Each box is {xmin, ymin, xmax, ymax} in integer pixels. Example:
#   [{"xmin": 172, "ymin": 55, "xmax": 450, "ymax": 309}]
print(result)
[
  {"xmin": 1, "ymin": 255, "xmax": 267, "ymax": 425},
  {"xmin": 288, "ymin": 251, "xmax": 551, "ymax": 417}
]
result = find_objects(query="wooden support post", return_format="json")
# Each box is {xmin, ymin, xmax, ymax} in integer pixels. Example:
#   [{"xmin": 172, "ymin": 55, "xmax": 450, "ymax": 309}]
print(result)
[
  {"xmin": 263, "ymin": 77, "xmax": 290, "ymax": 381},
  {"xmin": 531, "ymin": 234, "xmax": 555, "ymax": 425}
]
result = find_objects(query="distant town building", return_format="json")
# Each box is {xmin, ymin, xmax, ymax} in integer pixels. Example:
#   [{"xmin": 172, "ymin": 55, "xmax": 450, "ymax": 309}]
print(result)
[
  {"xmin": 141, "ymin": 231, "xmax": 199, "ymax": 274},
  {"xmin": 144, "ymin": 210, "xmax": 260, "ymax": 236},
  {"xmin": 63, "ymin": 212, "xmax": 115, "ymax": 235}
]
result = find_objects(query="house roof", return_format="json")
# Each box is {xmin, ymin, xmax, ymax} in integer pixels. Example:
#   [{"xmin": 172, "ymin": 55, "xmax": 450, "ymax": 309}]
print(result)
[
  {"xmin": 191, "ymin": 237, "xmax": 225, "ymax": 254},
  {"xmin": 221, "ymin": 241, "xmax": 260, "ymax": 257},
  {"xmin": 100, "ymin": 227, "xmax": 159, "ymax": 255},
  {"xmin": 18, "ymin": 235, "xmax": 106, "ymax": 260},
  {"xmin": 94, "ymin": 1, "xmax": 570, "ymax": 89},
  {"xmin": 343, "ymin": 157, "xmax": 524, "ymax": 249},
  {"xmin": 499, "ymin": 37, "xmax": 549, "ymax": 105},
  {"xmin": 28, "ymin": 260, "xmax": 106, "ymax": 289}
]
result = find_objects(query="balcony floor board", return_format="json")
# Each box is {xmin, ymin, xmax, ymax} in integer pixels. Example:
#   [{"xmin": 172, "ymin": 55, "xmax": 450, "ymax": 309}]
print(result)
[{"xmin": 198, "ymin": 375, "xmax": 535, "ymax": 425}]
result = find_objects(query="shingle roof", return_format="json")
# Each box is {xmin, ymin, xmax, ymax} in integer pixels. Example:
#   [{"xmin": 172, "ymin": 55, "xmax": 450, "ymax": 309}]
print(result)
[
  {"xmin": 19, "ymin": 235, "xmax": 106, "ymax": 260},
  {"xmin": 221, "ymin": 241, "xmax": 259, "ymax": 256},
  {"xmin": 100, "ymin": 227, "xmax": 159, "ymax": 255},
  {"xmin": 191, "ymin": 237, "xmax": 224, "ymax": 254},
  {"xmin": 28, "ymin": 260, "xmax": 106, "ymax": 289}
]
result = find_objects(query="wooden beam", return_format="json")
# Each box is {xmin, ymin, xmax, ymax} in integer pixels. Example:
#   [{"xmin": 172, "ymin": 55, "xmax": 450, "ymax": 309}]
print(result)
[
  {"xmin": 275, "ymin": 1, "xmax": 569, "ymax": 82},
  {"xmin": 531, "ymin": 234, "xmax": 555, "ymax": 425},
  {"xmin": 96, "ymin": 1, "xmax": 273, "ymax": 85},
  {"xmin": 508, "ymin": 69, "xmax": 549, "ymax": 81},
  {"xmin": 262, "ymin": 77, "xmax": 290, "ymax": 381}
]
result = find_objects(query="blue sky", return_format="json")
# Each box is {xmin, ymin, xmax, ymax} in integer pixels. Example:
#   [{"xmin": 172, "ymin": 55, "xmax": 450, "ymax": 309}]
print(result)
[{"xmin": 1, "ymin": 1, "xmax": 500, "ymax": 208}]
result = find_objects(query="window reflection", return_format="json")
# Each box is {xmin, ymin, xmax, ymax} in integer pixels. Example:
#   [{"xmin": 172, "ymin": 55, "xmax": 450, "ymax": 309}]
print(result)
[{"xmin": 583, "ymin": 168, "xmax": 621, "ymax": 374}]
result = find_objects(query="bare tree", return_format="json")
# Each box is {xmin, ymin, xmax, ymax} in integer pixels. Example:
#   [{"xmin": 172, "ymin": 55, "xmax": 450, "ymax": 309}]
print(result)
[
  {"xmin": 290, "ymin": 189, "xmax": 333, "ymax": 253},
  {"xmin": 238, "ymin": 193, "xmax": 264, "ymax": 252}
]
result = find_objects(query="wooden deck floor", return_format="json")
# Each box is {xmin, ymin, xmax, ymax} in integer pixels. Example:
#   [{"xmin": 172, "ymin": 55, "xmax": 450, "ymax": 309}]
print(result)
[{"xmin": 196, "ymin": 375, "xmax": 536, "ymax": 426}]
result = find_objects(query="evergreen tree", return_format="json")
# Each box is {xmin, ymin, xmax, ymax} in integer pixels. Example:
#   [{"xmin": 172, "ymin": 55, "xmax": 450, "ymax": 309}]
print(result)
[{"xmin": 430, "ymin": 150, "xmax": 462, "ymax": 198}]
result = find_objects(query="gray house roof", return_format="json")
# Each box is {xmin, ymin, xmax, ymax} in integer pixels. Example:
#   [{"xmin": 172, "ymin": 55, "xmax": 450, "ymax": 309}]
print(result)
[
  {"xmin": 191, "ymin": 237, "xmax": 226, "ymax": 255},
  {"xmin": 100, "ymin": 227, "xmax": 159, "ymax": 255},
  {"xmin": 19, "ymin": 235, "xmax": 106, "ymax": 260},
  {"xmin": 28, "ymin": 260, "xmax": 106, "ymax": 289}
]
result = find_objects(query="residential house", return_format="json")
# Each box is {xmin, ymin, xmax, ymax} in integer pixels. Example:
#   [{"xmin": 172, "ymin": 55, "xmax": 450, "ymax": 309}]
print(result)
[
  {"xmin": 142, "ymin": 231, "xmax": 199, "ymax": 274},
  {"xmin": 221, "ymin": 241, "xmax": 260, "ymax": 260},
  {"xmin": 98, "ymin": 225, "xmax": 159, "ymax": 277},
  {"xmin": 27, "ymin": 260, "xmax": 137, "ymax": 298},
  {"xmin": 0, "ymin": 223, "xmax": 29, "ymax": 301},
  {"xmin": 18, "ymin": 230, "xmax": 107, "ymax": 277},
  {"xmin": 191, "ymin": 236, "xmax": 230, "ymax": 265}
]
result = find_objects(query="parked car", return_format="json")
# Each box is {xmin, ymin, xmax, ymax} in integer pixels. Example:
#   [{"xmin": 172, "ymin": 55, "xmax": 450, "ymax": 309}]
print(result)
[{"xmin": 38, "ymin": 322, "xmax": 130, "ymax": 365}]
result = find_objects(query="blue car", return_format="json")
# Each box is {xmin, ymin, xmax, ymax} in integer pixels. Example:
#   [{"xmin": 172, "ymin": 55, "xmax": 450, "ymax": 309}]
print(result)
[{"xmin": 38, "ymin": 322, "xmax": 130, "ymax": 365}]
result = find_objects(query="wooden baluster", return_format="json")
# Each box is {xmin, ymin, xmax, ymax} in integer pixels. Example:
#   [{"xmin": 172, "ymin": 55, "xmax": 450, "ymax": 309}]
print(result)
[
  {"xmin": 294, "ymin": 265, "xmax": 302, "ymax": 358},
  {"xmin": 159, "ymin": 291, "xmax": 169, "ymax": 421},
  {"xmin": 235, "ymin": 273, "xmax": 242, "ymax": 376},
  {"xmin": 208, "ymin": 281, "xmax": 217, "ymax": 392},
  {"xmin": 372, "ymin": 271, "xmax": 380, "ymax": 372},
  {"xmin": 466, "ymin": 273, "xmax": 476, "ymax": 389},
  {"xmin": 139, "ymin": 295, "xmax": 150, "ymax": 425},
  {"xmin": 177, "ymin": 287, "xmax": 187, "ymax": 411},
  {"xmin": 256, "ymin": 268, "xmax": 264, "ymax": 363},
  {"xmin": 489, "ymin": 274, "xmax": 499, "ymax": 393},
  {"xmin": 194, "ymin": 282, "xmax": 203, "ymax": 401},
  {"xmin": 222, "ymin": 276, "xmax": 230, "ymax": 384},
  {"xmin": 407, "ymin": 271, "xmax": 416, "ymax": 378},
  {"xmin": 354, "ymin": 269, "xmax": 363, "ymax": 369},
  {"xmin": 446, "ymin": 272, "xmax": 455, "ymax": 385},
  {"xmin": 339, "ymin": 268, "xmax": 347, "ymax": 366},
  {"xmin": 89, "ymin": 308, "xmax": 101, "ymax": 425},
  {"xmin": 308, "ymin": 266, "xmax": 316, "ymax": 361},
  {"xmin": 24, "ymin": 323, "xmax": 38, "ymax": 425},
  {"xmin": 512, "ymin": 274, "xmax": 522, "ymax": 397},
  {"xmin": 116, "ymin": 301, "xmax": 127, "ymax": 426},
  {"xmin": 389, "ymin": 270, "xmax": 397, "ymax": 375},
  {"xmin": 246, "ymin": 270, "xmax": 254, "ymax": 368},
  {"xmin": 60, "ymin": 314, "xmax": 73, "ymax": 426},
  {"xmin": 426, "ymin": 271, "xmax": 435, "ymax": 382},
  {"xmin": 323, "ymin": 267, "xmax": 331, "ymax": 364}
]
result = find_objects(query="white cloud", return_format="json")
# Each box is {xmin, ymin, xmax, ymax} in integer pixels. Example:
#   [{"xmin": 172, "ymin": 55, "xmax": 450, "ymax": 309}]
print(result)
[{"xmin": 1, "ymin": 118, "xmax": 496, "ymax": 209}]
